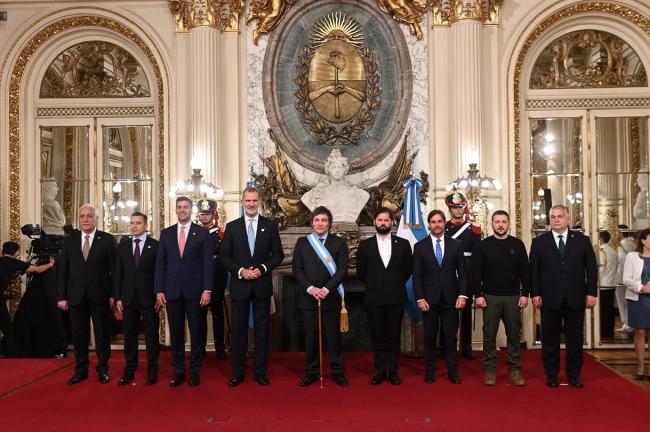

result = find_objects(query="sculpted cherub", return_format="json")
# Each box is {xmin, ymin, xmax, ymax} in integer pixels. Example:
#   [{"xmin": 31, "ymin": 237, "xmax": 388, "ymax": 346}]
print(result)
[
  {"xmin": 378, "ymin": 0, "xmax": 428, "ymax": 40},
  {"xmin": 246, "ymin": 0, "xmax": 296, "ymax": 45}
]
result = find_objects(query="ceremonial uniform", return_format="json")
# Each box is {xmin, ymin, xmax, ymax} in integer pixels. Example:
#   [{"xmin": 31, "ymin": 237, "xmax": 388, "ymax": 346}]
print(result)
[{"xmin": 444, "ymin": 192, "xmax": 481, "ymax": 358}]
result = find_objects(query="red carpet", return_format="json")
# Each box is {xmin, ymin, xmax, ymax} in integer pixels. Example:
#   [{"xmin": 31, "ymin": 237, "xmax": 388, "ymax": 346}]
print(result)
[
  {"xmin": 0, "ymin": 357, "xmax": 73, "ymax": 396},
  {"xmin": 0, "ymin": 351, "xmax": 647, "ymax": 431}
]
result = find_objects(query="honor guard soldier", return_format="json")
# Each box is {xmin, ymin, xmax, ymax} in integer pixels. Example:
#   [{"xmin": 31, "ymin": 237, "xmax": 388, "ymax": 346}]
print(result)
[
  {"xmin": 197, "ymin": 198, "xmax": 229, "ymax": 359},
  {"xmin": 444, "ymin": 191, "xmax": 481, "ymax": 359}
]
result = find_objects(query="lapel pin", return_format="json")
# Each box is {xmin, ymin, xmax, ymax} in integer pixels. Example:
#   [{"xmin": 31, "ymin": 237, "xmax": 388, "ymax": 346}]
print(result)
[
  {"xmin": 147, "ymin": 245, "xmax": 151, "ymax": 249},
  {"xmin": 192, "ymin": 232, "xmax": 196, "ymax": 236},
  {"xmin": 261, "ymin": 228, "xmax": 265, "ymax": 232}
]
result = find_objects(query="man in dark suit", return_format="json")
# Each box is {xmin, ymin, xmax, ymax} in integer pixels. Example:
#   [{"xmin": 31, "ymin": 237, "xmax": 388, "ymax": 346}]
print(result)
[
  {"xmin": 57, "ymin": 204, "xmax": 116, "ymax": 384},
  {"xmin": 219, "ymin": 187, "xmax": 284, "ymax": 387},
  {"xmin": 114, "ymin": 212, "xmax": 159, "ymax": 386},
  {"xmin": 293, "ymin": 206, "xmax": 349, "ymax": 387},
  {"xmin": 413, "ymin": 209, "xmax": 468, "ymax": 384},
  {"xmin": 154, "ymin": 196, "xmax": 214, "ymax": 387},
  {"xmin": 530, "ymin": 204, "xmax": 597, "ymax": 388},
  {"xmin": 197, "ymin": 198, "xmax": 229, "ymax": 359},
  {"xmin": 357, "ymin": 207, "xmax": 412, "ymax": 385}
]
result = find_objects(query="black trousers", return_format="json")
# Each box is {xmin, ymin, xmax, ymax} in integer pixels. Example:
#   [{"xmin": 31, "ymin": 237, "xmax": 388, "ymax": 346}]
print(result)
[
  {"xmin": 599, "ymin": 289, "xmax": 615, "ymax": 339},
  {"xmin": 541, "ymin": 301, "xmax": 585, "ymax": 381},
  {"xmin": 202, "ymin": 296, "xmax": 225, "ymax": 352},
  {"xmin": 423, "ymin": 302, "xmax": 458, "ymax": 374},
  {"xmin": 366, "ymin": 304, "xmax": 403, "ymax": 374},
  {"xmin": 122, "ymin": 302, "xmax": 159, "ymax": 376},
  {"xmin": 69, "ymin": 296, "xmax": 111, "ymax": 375},
  {"xmin": 302, "ymin": 308, "xmax": 344, "ymax": 377},
  {"xmin": 459, "ymin": 297, "xmax": 474, "ymax": 350},
  {"xmin": 231, "ymin": 295, "xmax": 270, "ymax": 378},
  {"xmin": 0, "ymin": 300, "xmax": 15, "ymax": 357},
  {"xmin": 166, "ymin": 295, "xmax": 205, "ymax": 375}
]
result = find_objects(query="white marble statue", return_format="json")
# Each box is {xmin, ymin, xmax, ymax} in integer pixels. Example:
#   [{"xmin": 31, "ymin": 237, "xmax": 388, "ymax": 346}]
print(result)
[
  {"xmin": 41, "ymin": 179, "xmax": 66, "ymax": 235},
  {"xmin": 633, "ymin": 173, "xmax": 649, "ymax": 230},
  {"xmin": 301, "ymin": 149, "xmax": 370, "ymax": 222}
]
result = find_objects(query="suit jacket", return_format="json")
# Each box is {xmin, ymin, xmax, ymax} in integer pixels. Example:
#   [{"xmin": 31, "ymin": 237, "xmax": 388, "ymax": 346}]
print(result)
[
  {"xmin": 219, "ymin": 215, "xmax": 284, "ymax": 300},
  {"xmin": 292, "ymin": 234, "xmax": 348, "ymax": 311},
  {"xmin": 412, "ymin": 235, "xmax": 467, "ymax": 305},
  {"xmin": 357, "ymin": 234, "xmax": 412, "ymax": 306},
  {"xmin": 529, "ymin": 230, "xmax": 598, "ymax": 310},
  {"xmin": 154, "ymin": 223, "xmax": 214, "ymax": 300},
  {"xmin": 114, "ymin": 236, "xmax": 158, "ymax": 308},
  {"xmin": 56, "ymin": 230, "xmax": 117, "ymax": 306}
]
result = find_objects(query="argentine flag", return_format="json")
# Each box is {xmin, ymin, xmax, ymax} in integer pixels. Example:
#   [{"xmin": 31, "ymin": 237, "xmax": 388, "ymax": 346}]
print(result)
[{"xmin": 396, "ymin": 177, "xmax": 427, "ymax": 323}]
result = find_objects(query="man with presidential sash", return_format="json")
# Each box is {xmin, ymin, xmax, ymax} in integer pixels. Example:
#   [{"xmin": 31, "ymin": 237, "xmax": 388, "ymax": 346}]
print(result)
[{"xmin": 292, "ymin": 206, "xmax": 349, "ymax": 387}]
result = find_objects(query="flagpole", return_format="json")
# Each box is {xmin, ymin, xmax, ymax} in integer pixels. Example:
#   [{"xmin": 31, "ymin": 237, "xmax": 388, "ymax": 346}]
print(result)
[{"xmin": 318, "ymin": 298, "xmax": 324, "ymax": 389}]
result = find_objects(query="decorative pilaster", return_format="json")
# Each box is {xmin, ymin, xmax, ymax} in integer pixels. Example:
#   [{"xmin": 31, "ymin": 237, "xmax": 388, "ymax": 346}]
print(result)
[
  {"xmin": 450, "ymin": 18, "xmax": 483, "ymax": 174},
  {"xmin": 169, "ymin": 0, "xmax": 243, "ymax": 33},
  {"xmin": 189, "ymin": 25, "xmax": 220, "ymax": 177},
  {"xmin": 432, "ymin": 0, "xmax": 503, "ymax": 26}
]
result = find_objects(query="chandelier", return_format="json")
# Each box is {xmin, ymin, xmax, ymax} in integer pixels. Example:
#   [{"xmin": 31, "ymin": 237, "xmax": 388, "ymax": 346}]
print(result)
[{"xmin": 168, "ymin": 158, "xmax": 224, "ymax": 214}]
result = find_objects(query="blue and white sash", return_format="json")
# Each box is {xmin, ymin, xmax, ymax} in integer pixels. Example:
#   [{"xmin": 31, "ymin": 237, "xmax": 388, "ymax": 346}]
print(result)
[{"xmin": 307, "ymin": 233, "xmax": 344, "ymax": 299}]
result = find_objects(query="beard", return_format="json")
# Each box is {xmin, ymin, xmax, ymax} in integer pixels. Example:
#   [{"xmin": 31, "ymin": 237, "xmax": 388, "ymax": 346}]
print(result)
[{"xmin": 375, "ymin": 225, "xmax": 391, "ymax": 234}]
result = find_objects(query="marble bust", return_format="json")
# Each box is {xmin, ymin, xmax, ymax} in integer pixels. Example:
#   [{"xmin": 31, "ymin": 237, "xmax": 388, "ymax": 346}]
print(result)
[
  {"xmin": 41, "ymin": 179, "xmax": 66, "ymax": 235},
  {"xmin": 633, "ymin": 173, "xmax": 649, "ymax": 230},
  {"xmin": 301, "ymin": 149, "xmax": 370, "ymax": 222}
]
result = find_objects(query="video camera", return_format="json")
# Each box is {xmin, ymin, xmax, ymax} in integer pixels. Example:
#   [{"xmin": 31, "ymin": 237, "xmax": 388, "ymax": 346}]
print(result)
[{"xmin": 20, "ymin": 224, "xmax": 66, "ymax": 260}]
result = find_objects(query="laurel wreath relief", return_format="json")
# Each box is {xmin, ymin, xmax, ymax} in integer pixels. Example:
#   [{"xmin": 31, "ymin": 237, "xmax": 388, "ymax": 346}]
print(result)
[{"xmin": 294, "ymin": 44, "xmax": 381, "ymax": 146}]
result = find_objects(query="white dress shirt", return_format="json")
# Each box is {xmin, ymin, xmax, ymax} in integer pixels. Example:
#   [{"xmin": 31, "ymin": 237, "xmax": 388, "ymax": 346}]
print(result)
[
  {"xmin": 307, "ymin": 233, "xmax": 329, "ymax": 295},
  {"xmin": 238, "ymin": 213, "xmax": 267, "ymax": 278},
  {"xmin": 132, "ymin": 233, "xmax": 148, "ymax": 254},
  {"xmin": 552, "ymin": 229, "xmax": 569, "ymax": 249},
  {"xmin": 80, "ymin": 229, "xmax": 97, "ymax": 250},
  {"xmin": 376, "ymin": 234, "xmax": 392, "ymax": 268},
  {"xmin": 177, "ymin": 222, "xmax": 191, "ymax": 243}
]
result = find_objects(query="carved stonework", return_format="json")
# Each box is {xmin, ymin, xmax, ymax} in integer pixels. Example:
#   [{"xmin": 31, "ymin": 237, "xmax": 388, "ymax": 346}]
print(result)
[
  {"xmin": 253, "ymin": 129, "xmax": 429, "ymax": 228},
  {"xmin": 530, "ymin": 30, "xmax": 648, "ymax": 89},
  {"xmin": 294, "ymin": 12, "xmax": 381, "ymax": 147},
  {"xmin": 432, "ymin": 0, "xmax": 503, "ymax": 26},
  {"xmin": 39, "ymin": 41, "xmax": 150, "ymax": 98},
  {"xmin": 246, "ymin": 0, "xmax": 295, "ymax": 45},
  {"xmin": 169, "ymin": 0, "xmax": 244, "ymax": 32},
  {"xmin": 377, "ymin": 0, "xmax": 428, "ymax": 40}
]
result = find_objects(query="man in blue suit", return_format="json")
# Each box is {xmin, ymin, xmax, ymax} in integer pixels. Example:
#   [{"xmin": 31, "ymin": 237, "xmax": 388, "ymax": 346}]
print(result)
[{"xmin": 155, "ymin": 196, "xmax": 214, "ymax": 387}]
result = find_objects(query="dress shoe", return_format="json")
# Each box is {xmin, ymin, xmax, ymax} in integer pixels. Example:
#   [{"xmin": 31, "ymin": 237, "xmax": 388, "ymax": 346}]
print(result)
[
  {"xmin": 189, "ymin": 374, "xmax": 200, "ymax": 387},
  {"xmin": 255, "ymin": 375, "xmax": 270, "ymax": 386},
  {"xmin": 118, "ymin": 374, "xmax": 134, "ymax": 386},
  {"xmin": 568, "ymin": 378, "xmax": 583, "ymax": 388},
  {"xmin": 228, "ymin": 376, "xmax": 245, "ymax": 387},
  {"xmin": 484, "ymin": 371, "xmax": 496, "ymax": 386},
  {"xmin": 98, "ymin": 373, "xmax": 111, "ymax": 384},
  {"xmin": 370, "ymin": 373, "xmax": 385, "ymax": 385},
  {"xmin": 546, "ymin": 378, "xmax": 559, "ymax": 388},
  {"xmin": 145, "ymin": 375, "xmax": 158, "ymax": 385},
  {"xmin": 508, "ymin": 370, "xmax": 526, "ymax": 386},
  {"xmin": 388, "ymin": 374, "xmax": 401, "ymax": 385},
  {"xmin": 299, "ymin": 374, "xmax": 318, "ymax": 387},
  {"xmin": 424, "ymin": 374, "xmax": 435, "ymax": 384},
  {"xmin": 333, "ymin": 375, "xmax": 349, "ymax": 387},
  {"xmin": 67, "ymin": 374, "xmax": 88, "ymax": 385},
  {"xmin": 448, "ymin": 372, "xmax": 461, "ymax": 384},
  {"xmin": 461, "ymin": 349, "xmax": 476, "ymax": 360},
  {"xmin": 169, "ymin": 374, "xmax": 185, "ymax": 387}
]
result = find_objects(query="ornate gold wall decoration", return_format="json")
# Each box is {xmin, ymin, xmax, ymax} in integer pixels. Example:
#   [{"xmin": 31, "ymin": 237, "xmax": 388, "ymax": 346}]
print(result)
[
  {"xmin": 294, "ymin": 12, "xmax": 381, "ymax": 146},
  {"xmin": 530, "ymin": 30, "xmax": 648, "ymax": 89},
  {"xmin": 7, "ymin": 13, "xmax": 167, "ymax": 247},
  {"xmin": 169, "ymin": 0, "xmax": 244, "ymax": 32},
  {"xmin": 377, "ymin": 0, "xmax": 428, "ymax": 39},
  {"xmin": 63, "ymin": 127, "xmax": 74, "ymax": 225},
  {"xmin": 432, "ymin": 0, "xmax": 504, "ymax": 26},
  {"xmin": 513, "ymin": 2, "xmax": 650, "ymax": 237},
  {"xmin": 246, "ymin": 0, "xmax": 295, "ymax": 44},
  {"xmin": 39, "ymin": 41, "xmax": 151, "ymax": 98}
]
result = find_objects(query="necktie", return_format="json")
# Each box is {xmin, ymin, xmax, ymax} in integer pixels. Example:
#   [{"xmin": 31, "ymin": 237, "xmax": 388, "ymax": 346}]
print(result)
[
  {"xmin": 320, "ymin": 238, "xmax": 325, "ymax": 244},
  {"xmin": 82, "ymin": 234, "xmax": 90, "ymax": 261},
  {"xmin": 247, "ymin": 219, "xmax": 256, "ymax": 255},
  {"xmin": 435, "ymin": 238, "xmax": 443, "ymax": 266},
  {"xmin": 558, "ymin": 234, "xmax": 566, "ymax": 257},
  {"xmin": 134, "ymin": 238, "xmax": 141, "ymax": 267},
  {"xmin": 179, "ymin": 225, "xmax": 186, "ymax": 257}
]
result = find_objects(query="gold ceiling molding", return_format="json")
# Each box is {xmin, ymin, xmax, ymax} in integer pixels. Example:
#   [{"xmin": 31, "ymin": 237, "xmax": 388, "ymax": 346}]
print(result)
[
  {"xmin": 377, "ymin": 0, "xmax": 428, "ymax": 40},
  {"xmin": 432, "ymin": 0, "xmax": 504, "ymax": 27},
  {"xmin": 169, "ymin": 0, "xmax": 244, "ymax": 33},
  {"xmin": 246, "ymin": 0, "xmax": 295, "ymax": 45},
  {"xmin": 7, "ymin": 14, "xmax": 167, "ymax": 242},
  {"xmin": 512, "ymin": 1, "xmax": 650, "ymax": 237}
]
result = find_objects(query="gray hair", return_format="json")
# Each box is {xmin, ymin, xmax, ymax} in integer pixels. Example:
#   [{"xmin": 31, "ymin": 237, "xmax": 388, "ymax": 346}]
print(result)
[
  {"xmin": 79, "ymin": 203, "xmax": 98, "ymax": 218},
  {"xmin": 550, "ymin": 204, "xmax": 569, "ymax": 214}
]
